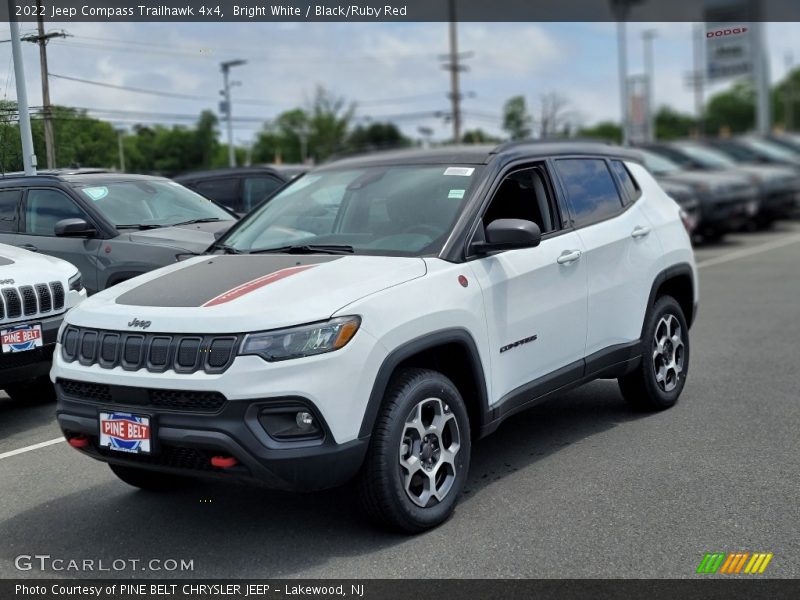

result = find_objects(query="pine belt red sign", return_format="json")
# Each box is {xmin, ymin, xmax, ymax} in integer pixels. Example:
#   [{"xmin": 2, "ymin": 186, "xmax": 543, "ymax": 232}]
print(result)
[{"xmin": 101, "ymin": 419, "xmax": 150, "ymax": 441}]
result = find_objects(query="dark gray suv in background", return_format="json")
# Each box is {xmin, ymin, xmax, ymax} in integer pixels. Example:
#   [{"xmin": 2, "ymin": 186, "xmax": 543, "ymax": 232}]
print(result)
[{"xmin": 0, "ymin": 173, "xmax": 237, "ymax": 294}]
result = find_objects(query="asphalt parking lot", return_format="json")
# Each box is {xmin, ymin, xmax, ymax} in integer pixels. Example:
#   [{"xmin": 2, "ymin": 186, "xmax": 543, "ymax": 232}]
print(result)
[{"xmin": 2, "ymin": 222, "xmax": 799, "ymax": 579}]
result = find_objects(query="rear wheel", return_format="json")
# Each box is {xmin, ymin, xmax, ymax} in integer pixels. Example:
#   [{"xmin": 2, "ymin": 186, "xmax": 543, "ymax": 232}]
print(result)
[
  {"xmin": 619, "ymin": 295, "xmax": 690, "ymax": 411},
  {"xmin": 109, "ymin": 464, "xmax": 194, "ymax": 492},
  {"xmin": 357, "ymin": 368, "xmax": 471, "ymax": 533}
]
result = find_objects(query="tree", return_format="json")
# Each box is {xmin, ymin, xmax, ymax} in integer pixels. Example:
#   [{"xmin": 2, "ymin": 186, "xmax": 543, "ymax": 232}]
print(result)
[
  {"xmin": 309, "ymin": 86, "xmax": 355, "ymax": 161},
  {"xmin": 502, "ymin": 95, "xmax": 532, "ymax": 140},
  {"xmin": 654, "ymin": 107, "xmax": 696, "ymax": 140},
  {"xmin": 704, "ymin": 80, "xmax": 755, "ymax": 135},
  {"xmin": 537, "ymin": 92, "xmax": 579, "ymax": 139},
  {"xmin": 347, "ymin": 122, "xmax": 410, "ymax": 153},
  {"xmin": 462, "ymin": 129, "xmax": 502, "ymax": 144},
  {"xmin": 576, "ymin": 121, "xmax": 622, "ymax": 143},
  {"xmin": 773, "ymin": 66, "xmax": 800, "ymax": 131}
]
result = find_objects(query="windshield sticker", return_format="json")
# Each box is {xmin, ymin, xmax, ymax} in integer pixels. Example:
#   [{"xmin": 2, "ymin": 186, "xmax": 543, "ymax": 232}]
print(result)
[
  {"xmin": 82, "ymin": 186, "xmax": 109, "ymax": 201},
  {"xmin": 444, "ymin": 167, "xmax": 474, "ymax": 177},
  {"xmin": 448, "ymin": 189, "xmax": 465, "ymax": 199}
]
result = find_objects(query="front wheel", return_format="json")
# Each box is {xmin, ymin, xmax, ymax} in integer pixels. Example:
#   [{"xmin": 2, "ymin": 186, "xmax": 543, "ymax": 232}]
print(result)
[
  {"xmin": 619, "ymin": 295, "xmax": 690, "ymax": 411},
  {"xmin": 109, "ymin": 464, "xmax": 194, "ymax": 492},
  {"xmin": 357, "ymin": 368, "xmax": 471, "ymax": 533}
]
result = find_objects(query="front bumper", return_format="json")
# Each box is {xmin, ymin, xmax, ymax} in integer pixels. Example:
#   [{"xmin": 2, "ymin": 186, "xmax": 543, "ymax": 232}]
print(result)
[
  {"xmin": 56, "ymin": 383, "xmax": 369, "ymax": 491},
  {"xmin": 0, "ymin": 313, "xmax": 64, "ymax": 388}
]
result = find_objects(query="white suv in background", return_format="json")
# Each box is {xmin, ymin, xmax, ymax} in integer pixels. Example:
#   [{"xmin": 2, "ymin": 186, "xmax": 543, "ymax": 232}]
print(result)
[
  {"xmin": 52, "ymin": 142, "xmax": 697, "ymax": 532},
  {"xmin": 1, "ymin": 243, "xmax": 86, "ymax": 400}
]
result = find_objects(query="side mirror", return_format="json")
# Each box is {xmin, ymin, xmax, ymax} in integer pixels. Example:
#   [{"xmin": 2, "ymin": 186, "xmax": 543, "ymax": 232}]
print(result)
[
  {"xmin": 54, "ymin": 218, "xmax": 96, "ymax": 238},
  {"xmin": 472, "ymin": 219, "xmax": 542, "ymax": 254}
]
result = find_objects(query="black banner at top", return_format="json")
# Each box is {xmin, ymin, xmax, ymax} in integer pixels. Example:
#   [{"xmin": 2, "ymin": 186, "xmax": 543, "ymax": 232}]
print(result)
[{"xmin": 2, "ymin": 0, "xmax": 800, "ymax": 22}]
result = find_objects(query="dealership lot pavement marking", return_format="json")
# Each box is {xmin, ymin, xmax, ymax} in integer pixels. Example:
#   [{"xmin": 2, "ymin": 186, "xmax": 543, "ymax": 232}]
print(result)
[
  {"xmin": 0, "ymin": 437, "xmax": 63, "ymax": 460},
  {"xmin": 696, "ymin": 231, "xmax": 800, "ymax": 269}
]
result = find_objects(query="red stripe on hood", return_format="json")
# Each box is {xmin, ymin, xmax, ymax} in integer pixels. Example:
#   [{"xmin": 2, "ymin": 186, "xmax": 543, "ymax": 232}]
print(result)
[{"xmin": 202, "ymin": 264, "xmax": 317, "ymax": 307}]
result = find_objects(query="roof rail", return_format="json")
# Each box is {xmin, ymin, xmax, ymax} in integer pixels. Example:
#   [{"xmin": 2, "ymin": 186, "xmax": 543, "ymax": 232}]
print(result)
[{"xmin": 493, "ymin": 138, "xmax": 618, "ymax": 153}]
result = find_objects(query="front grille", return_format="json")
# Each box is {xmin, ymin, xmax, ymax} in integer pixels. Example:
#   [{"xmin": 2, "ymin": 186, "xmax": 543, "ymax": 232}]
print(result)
[
  {"xmin": 58, "ymin": 378, "xmax": 227, "ymax": 413},
  {"xmin": 0, "ymin": 281, "xmax": 65, "ymax": 323},
  {"xmin": 61, "ymin": 327, "xmax": 239, "ymax": 374}
]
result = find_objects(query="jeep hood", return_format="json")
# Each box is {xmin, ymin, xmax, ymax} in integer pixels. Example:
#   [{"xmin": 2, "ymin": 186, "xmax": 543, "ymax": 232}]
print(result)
[
  {"xmin": 66, "ymin": 254, "xmax": 427, "ymax": 333},
  {"xmin": 123, "ymin": 220, "xmax": 235, "ymax": 253},
  {"xmin": 0, "ymin": 242, "xmax": 76, "ymax": 287}
]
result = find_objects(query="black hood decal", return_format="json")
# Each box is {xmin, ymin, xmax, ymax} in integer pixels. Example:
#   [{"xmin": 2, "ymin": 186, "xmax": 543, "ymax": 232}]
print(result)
[
  {"xmin": 0, "ymin": 256, "xmax": 14, "ymax": 266},
  {"xmin": 115, "ymin": 255, "xmax": 342, "ymax": 307}
]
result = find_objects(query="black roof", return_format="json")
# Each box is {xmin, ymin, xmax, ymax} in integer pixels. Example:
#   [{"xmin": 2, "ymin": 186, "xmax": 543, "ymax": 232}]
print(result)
[
  {"xmin": 173, "ymin": 166, "xmax": 298, "ymax": 181},
  {"xmin": 315, "ymin": 141, "xmax": 644, "ymax": 171}
]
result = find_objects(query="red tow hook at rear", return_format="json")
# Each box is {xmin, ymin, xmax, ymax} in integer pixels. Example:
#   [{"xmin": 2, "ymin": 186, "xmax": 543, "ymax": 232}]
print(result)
[
  {"xmin": 67, "ymin": 434, "xmax": 89, "ymax": 449},
  {"xmin": 210, "ymin": 455, "xmax": 238, "ymax": 468}
]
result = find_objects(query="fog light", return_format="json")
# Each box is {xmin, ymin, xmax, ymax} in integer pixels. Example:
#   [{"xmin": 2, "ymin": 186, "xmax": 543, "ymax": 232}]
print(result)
[{"xmin": 296, "ymin": 411, "xmax": 314, "ymax": 429}]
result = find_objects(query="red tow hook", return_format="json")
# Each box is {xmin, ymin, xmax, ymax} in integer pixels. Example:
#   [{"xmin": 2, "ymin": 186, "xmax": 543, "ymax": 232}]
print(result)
[
  {"xmin": 67, "ymin": 435, "xmax": 89, "ymax": 449},
  {"xmin": 210, "ymin": 455, "xmax": 238, "ymax": 468}
]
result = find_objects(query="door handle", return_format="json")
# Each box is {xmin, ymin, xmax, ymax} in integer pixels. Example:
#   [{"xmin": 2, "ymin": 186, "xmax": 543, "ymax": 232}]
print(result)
[
  {"xmin": 17, "ymin": 243, "xmax": 38, "ymax": 252},
  {"xmin": 557, "ymin": 249, "xmax": 582, "ymax": 265},
  {"xmin": 631, "ymin": 225, "xmax": 651, "ymax": 239}
]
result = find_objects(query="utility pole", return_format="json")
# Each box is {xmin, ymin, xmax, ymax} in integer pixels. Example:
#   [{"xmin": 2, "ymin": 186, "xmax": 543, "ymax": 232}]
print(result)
[
  {"xmin": 220, "ymin": 59, "xmax": 246, "ymax": 167},
  {"xmin": 785, "ymin": 52, "xmax": 795, "ymax": 131},
  {"xmin": 642, "ymin": 29, "xmax": 657, "ymax": 142},
  {"xmin": 691, "ymin": 23, "xmax": 705, "ymax": 138},
  {"xmin": 8, "ymin": 1, "xmax": 37, "ymax": 175},
  {"xmin": 752, "ymin": 22, "xmax": 771, "ymax": 135},
  {"xmin": 117, "ymin": 129, "xmax": 125, "ymax": 172},
  {"xmin": 616, "ymin": 20, "xmax": 629, "ymax": 144},
  {"xmin": 21, "ymin": 1, "xmax": 68, "ymax": 169},
  {"xmin": 440, "ymin": 0, "xmax": 471, "ymax": 144}
]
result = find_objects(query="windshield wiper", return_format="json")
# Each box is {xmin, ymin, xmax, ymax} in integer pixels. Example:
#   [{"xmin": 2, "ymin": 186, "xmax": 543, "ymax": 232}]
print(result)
[
  {"xmin": 115, "ymin": 224, "xmax": 164, "ymax": 230},
  {"xmin": 171, "ymin": 217, "xmax": 226, "ymax": 227},
  {"xmin": 249, "ymin": 244, "xmax": 355, "ymax": 255},
  {"xmin": 212, "ymin": 242, "xmax": 242, "ymax": 254}
]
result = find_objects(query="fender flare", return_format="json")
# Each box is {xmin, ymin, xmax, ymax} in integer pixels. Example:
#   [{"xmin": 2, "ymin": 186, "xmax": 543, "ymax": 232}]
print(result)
[
  {"xmin": 358, "ymin": 328, "xmax": 490, "ymax": 439},
  {"xmin": 643, "ymin": 262, "xmax": 697, "ymax": 333}
]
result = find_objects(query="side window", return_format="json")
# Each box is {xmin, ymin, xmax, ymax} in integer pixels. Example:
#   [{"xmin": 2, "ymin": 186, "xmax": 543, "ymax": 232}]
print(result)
[
  {"xmin": 24, "ymin": 189, "xmax": 89, "ymax": 236},
  {"xmin": 482, "ymin": 166, "xmax": 558, "ymax": 234},
  {"xmin": 0, "ymin": 189, "xmax": 21, "ymax": 232},
  {"xmin": 556, "ymin": 159, "xmax": 624, "ymax": 227},
  {"xmin": 610, "ymin": 160, "xmax": 641, "ymax": 205},
  {"xmin": 193, "ymin": 178, "xmax": 240, "ymax": 210},
  {"xmin": 243, "ymin": 176, "xmax": 283, "ymax": 212}
]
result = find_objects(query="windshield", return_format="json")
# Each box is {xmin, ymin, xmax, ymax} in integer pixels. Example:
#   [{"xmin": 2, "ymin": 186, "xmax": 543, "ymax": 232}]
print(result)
[
  {"xmin": 676, "ymin": 144, "xmax": 738, "ymax": 169},
  {"xmin": 640, "ymin": 149, "xmax": 682, "ymax": 175},
  {"xmin": 742, "ymin": 138, "xmax": 800, "ymax": 161},
  {"xmin": 75, "ymin": 180, "xmax": 233, "ymax": 227},
  {"xmin": 222, "ymin": 164, "xmax": 482, "ymax": 256}
]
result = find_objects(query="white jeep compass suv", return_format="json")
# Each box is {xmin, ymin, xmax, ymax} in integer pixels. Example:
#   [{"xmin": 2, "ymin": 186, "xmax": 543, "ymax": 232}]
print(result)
[
  {"xmin": 1, "ymin": 243, "xmax": 86, "ymax": 400},
  {"xmin": 53, "ymin": 143, "xmax": 697, "ymax": 532}
]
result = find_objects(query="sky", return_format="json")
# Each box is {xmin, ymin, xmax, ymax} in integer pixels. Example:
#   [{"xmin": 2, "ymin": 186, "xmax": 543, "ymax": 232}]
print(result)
[{"xmin": 0, "ymin": 21, "xmax": 798, "ymax": 144}]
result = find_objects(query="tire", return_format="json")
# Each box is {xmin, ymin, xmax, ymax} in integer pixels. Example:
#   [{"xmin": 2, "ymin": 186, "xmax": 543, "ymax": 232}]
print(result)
[
  {"xmin": 109, "ymin": 464, "xmax": 194, "ymax": 492},
  {"xmin": 356, "ymin": 368, "xmax": 471, "ymax": 533},
  {"xmin": 619, "ymin": 295, "xmax": 690, "ymax": 411},
  {"xmin": 3, "ymin": 377, "xmax": 55, "ymax": 403}
]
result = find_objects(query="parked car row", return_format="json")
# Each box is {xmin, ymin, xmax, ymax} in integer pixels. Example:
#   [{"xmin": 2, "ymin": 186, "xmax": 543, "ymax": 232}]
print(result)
[{"xmin": 636, "ymin": 135, "xmax": 800, "ymax": 243}]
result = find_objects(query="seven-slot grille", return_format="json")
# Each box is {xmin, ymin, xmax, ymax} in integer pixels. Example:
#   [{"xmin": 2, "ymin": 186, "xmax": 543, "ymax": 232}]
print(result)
[
  {"xmin": 61, "ymin": 326, "xmax": 239, "ymax": 374},
  {"xmin": 0, "ymin": 281, "xmax": 64, "ymax": 322}
]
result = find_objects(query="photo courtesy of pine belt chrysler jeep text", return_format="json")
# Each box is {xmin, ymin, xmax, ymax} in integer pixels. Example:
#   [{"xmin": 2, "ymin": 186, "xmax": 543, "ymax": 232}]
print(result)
[{"xmin": 53, "ymin": 142, "xmax": 698, "ymax": 533}]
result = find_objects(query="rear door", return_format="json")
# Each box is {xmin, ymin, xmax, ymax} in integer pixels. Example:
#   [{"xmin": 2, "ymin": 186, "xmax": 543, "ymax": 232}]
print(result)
[
  {"xmin": 554, "ymin": 158, "xmax": 661, "ymax": 360},
  {"xmin": 16, "ymin": 188, "xmax": 103, "ymax": 293},
  {"xmin": 0, "ymin": 188, "xmax": 22, "ymax": 247}
]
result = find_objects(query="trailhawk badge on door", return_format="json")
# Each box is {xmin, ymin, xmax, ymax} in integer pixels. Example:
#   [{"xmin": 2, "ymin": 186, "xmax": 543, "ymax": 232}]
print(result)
[{"xmin": 99, "ymin": 412, "xmax": 152, "ymax": 454}]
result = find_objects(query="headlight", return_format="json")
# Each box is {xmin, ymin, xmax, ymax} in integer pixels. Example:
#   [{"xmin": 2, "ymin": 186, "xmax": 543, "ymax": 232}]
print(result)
[
  {"xmin": 240, "ymin": 316, "xmax": 361, "ymax": 362},
  {"xmin": 68, "ymin": 271, "xmax": 82, "ymax": 291}
]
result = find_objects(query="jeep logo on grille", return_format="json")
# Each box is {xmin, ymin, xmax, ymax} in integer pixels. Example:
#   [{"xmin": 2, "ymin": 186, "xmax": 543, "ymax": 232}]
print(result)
[
  {"xmin": 0, "ymin": 279, "xmax": 14, "ymax": 285},
  {"xmin": 127, "ymin": 318, "xmax": 152, "ymax": 329}
]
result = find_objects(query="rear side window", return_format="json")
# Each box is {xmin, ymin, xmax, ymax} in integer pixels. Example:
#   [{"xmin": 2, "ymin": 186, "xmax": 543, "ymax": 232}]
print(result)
[
  {"xmin": 192, "ymin": 178, "xmax": 240, "ymax": 210},
  {"xmin": 556, "ymin": 159, "xmax": 624, "ymax": 227},
  {"xmin": 243, "ymin": 176, "xmax": 283, "ymax": 212},
  {"xmin": 0, "ymin": 189, "xmax": 21, "ymax": 232},
  {"xmin": 610, "ymin": 160, "xmax": 641, "ymax": 205}
]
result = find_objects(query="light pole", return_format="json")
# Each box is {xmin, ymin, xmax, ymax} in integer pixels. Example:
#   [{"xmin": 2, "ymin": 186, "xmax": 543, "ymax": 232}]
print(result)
[
  {"xmin": 8, "ymin": 1, "xmax": 37, "ymax": 175},
  {"xmin": 220, "ymin": 59, "xmax": 246, "ymax": 167},
  {"xmin": 642, "ymin": 29, "xmax": 657, "ymax": 142},
  {"xmin": 116, "ymin": 128, "xmax": 126, "ymax": 172}
]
